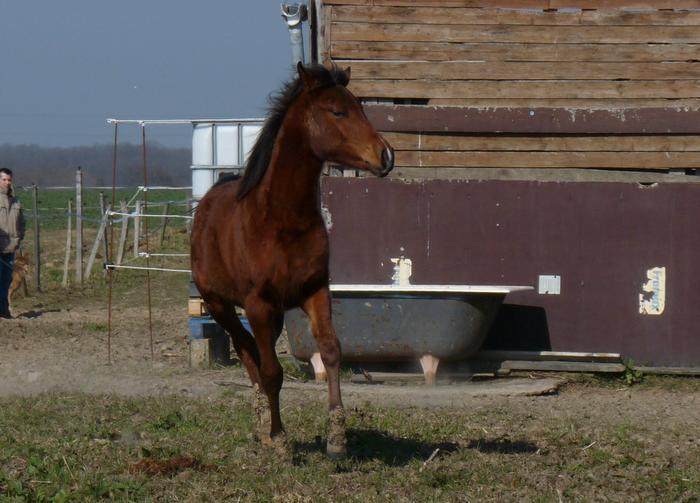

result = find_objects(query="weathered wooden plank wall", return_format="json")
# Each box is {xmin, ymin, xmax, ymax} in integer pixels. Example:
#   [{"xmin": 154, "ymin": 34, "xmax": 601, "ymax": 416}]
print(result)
[
  {"xmin": 385, "ymin": 132, "xmax": 700, "ymax": 170},
  {"xmin": 327, "ymin": 2, "xmax": 700, "ymax": 105},
  {"xmin": 317, "ymin": 0, "xmax": 700, "ymax": 173}
]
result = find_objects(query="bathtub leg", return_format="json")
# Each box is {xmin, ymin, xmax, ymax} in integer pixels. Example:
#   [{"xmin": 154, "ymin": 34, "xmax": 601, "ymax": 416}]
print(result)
[
  {"xmin": 420, "ymin": 354, "xmax": 440, "ymax": 386},
  {"xmin": 310, "ymin": 352, "xmax": 327, "ymax": 382}
]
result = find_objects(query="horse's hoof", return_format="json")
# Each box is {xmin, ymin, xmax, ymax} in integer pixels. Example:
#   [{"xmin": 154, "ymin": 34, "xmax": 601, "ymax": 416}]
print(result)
[
  {"xmin": 260, "ymin": 432, "xmax": 290, "ymax": 460},
  {"xmin": 327, "ymin": 406, "xmax": 347, "ymax": 459},
  {"xmin": 273, "ymin": 433, "xmax": 289, "ymax": 456},
  {"xmin": 326, "ymin": 442, "xmax": 347, "ymax": 460},
  {"xmin": 253, "ymin": 384, "xmax": 271, "ymax": 441}
]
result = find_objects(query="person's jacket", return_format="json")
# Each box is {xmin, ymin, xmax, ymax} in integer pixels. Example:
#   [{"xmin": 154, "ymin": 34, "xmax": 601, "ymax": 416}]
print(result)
[{"xmin": 0, "ymin": 190, "xmax": 25, "ymax": 254}]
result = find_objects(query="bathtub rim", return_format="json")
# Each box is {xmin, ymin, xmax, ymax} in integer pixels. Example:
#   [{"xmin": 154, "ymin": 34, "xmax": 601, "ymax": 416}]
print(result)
[{"xmin": 329, "ymin": 284, "xmax": 534, "ymax": 297}]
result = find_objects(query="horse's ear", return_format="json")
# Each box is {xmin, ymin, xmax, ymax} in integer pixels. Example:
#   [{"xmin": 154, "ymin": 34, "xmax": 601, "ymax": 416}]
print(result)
[
  {"xmin": 343, "ymin": 67, "xmax": 351, "ymax": 84},
  {"xmin": 297, "ymin": 62, "xmax": 315, "ymax": 89}
]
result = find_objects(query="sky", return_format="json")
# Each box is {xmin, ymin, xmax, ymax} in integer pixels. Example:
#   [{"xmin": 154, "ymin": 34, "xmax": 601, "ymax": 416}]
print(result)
[{"xmin": 0, "ymin": 1, "xmax": 298, "ymax": 148}]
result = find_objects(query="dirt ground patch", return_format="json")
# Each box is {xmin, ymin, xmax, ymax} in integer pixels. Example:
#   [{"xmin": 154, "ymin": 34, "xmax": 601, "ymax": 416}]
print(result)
[
  {"xmin": 1, "ymin": 279, "xmax": 563, "ymax": 405},
  {"xmin": 1, "ymin": 284, "xmax": 698, "ymax": 413},
  {"xmin": 0, "ymin": 299, "xmax": 564, "ymax": 405}
]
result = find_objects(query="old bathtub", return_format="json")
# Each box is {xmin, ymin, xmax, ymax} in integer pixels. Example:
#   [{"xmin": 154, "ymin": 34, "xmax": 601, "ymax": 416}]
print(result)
[{"xmin": 285, "ymin": 284, "xmax": 533, "ymax": 384}]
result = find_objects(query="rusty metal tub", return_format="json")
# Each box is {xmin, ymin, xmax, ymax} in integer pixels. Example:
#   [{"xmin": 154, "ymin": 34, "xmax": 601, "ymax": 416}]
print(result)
[{"xmin": 285, "ymin": 284, "xmax": 532, "ymax": 384}]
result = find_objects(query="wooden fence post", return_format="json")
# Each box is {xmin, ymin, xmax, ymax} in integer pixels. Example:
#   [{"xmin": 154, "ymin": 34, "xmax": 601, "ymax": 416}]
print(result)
[
  {"xmin": 31, "ymin": 184, "xmax": 41, "ymax": 292},
  {"xmin": 99, "ymin": 191, "xmax": 109, "ymax": 271},
  {"xmin": 84, "ymin": 204, "xmax": 110, "ymax": 281},
  {"xmin": 75, "ymin": 167, "xmax": 83, "ymax": 286},
  {"xmin": 133, "ymin": 200, "xmax": 141, "ymax": 258},
  {"xmin": 17, "ymin": 244, "xmax": 29, "ymax": 296},
  {"xmin": 158, "ymin": 202, "xmax": 170, "ymax": 247},
  {"xmin": 185, "ymin": 198, "xmax": 193, "ymax": 235},
  {"xmin": 116, "ymin": 201, "xmax": 128, "ymax": 265},
  {"xmin": 62, "ymin": 199, "xmax": 72, "ymax": 288}
]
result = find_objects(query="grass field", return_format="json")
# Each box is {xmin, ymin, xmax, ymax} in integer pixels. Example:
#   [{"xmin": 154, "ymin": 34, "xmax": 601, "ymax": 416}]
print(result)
[{"xmin": 1, "ymin": 379, "xmax": 698, "ymax": 502}]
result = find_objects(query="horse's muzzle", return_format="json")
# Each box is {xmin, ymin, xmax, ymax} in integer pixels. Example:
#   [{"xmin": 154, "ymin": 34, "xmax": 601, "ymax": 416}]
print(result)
[{"xmin": 378, "ymin": 146, "xmax": 394, "ymax": 177}]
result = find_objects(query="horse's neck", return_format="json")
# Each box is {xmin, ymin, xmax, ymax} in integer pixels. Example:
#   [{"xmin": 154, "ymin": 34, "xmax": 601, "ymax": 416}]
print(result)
[{"xmin": 256, "ymin": 126, "xmax": 324, "ymax": 222}]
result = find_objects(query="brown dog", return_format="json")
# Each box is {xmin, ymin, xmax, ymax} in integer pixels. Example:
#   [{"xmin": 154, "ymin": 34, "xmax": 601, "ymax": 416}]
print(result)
[{"xmin": 9, "ymin": 254, "xmax": 29, "ymax": 306}]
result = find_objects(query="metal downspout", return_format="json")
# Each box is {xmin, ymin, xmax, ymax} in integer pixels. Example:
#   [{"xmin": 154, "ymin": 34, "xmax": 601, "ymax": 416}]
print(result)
[{"xmin": 281, "ymin": 3, "xmax": 308, "ymax": 66}]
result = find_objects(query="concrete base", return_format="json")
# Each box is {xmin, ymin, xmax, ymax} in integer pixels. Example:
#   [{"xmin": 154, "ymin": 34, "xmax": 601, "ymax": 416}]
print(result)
[
  {"xmin": 188, "ymin": 316, "xmax": 231, "ymax": 368},
  {"xmin": 189, "ymin": 338, "xmax": 210, "ymax": 369},
  {"xmin": 189, "ymin": 334, "xmax": 230, "ymax": 368}
]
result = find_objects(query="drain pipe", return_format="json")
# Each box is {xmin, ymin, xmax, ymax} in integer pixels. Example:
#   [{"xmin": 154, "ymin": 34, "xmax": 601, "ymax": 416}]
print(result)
[{"xmin": 281, "ymin": 3, "xmax": 308, "ymax": 66}]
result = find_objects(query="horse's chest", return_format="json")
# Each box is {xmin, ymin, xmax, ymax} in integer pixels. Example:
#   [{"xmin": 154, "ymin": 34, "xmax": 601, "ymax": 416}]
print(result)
[
  {"xmin": 254, "ymin": 228, "xmax": 328, "ymax": 301},
  {"xmin": 279, "ymin": 232, "xmax": 327, "ymax": 277}
]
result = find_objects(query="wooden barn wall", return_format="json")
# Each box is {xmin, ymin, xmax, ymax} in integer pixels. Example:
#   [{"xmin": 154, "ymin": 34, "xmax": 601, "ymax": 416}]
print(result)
[
  {"xmin": 322, "ymin": 0, "xmax": 700, "ymax": 107},
  {"xmin": 314, "ymin": 2, "xmax": 700, "ymax": 367},
  {"xmin": 321, "ymin": 177, "xmax": 700, "ymax": 367},
  {"xmin": 316, "ymin": 0, "xmax": 700, "ymax": 173},
  {"xmin": 382, "ymin": 132, "xmax": 700, "ymax": 172}
]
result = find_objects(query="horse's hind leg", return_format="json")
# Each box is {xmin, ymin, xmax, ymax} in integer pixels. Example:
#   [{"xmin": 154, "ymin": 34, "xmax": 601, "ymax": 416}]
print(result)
[
  {"xmin": 245, "ymin": 299, "xmax": 286, "ymax": 446},
  {"xmin": 206, "ymin": 300, "xmax": 271, "ymax": 436},
  {"xmin": 206, "ymin": 300, "xmax": 262, "ymax": 385},
  {"xmin": 303, "ymin": 287, "xmax": 346, "ymax": 459}
]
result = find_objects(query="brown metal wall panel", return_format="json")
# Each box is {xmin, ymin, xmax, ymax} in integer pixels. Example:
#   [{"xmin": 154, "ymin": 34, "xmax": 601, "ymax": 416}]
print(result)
[{"xmin": 321, "ymin": 177, "xmax": 700, "ymax": 367}]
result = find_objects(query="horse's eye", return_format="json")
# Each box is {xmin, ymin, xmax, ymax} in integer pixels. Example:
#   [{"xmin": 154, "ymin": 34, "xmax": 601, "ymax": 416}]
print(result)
[{"xmin": 331, "ymin": 110, "xmax": 347, "ymax": 118}]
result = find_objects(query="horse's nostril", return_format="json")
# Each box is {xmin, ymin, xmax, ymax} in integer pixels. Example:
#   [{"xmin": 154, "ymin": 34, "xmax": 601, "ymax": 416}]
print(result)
[{"xmin": 382, "ymin": 148, "xmax": 394, "ymax": 171}]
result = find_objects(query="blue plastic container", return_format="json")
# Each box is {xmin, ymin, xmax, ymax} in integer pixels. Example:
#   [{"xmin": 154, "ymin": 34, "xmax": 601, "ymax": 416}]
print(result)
[
  {"xmin": 188, "ymin": 316, "xmax": 224, "ymax": 340},
  {"xmin": 188, "ymin": 316, "xmax": 253, "ymax": 339},
  {"xmin": 240, "ymin": 316, "xmax": 252, "ymax": 334}
]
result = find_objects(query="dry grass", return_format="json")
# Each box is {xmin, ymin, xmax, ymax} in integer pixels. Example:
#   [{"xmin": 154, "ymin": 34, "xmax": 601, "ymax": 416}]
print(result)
[{"xmin": 1, "ymin": 384, "xmax": 698, "ymax": 502}]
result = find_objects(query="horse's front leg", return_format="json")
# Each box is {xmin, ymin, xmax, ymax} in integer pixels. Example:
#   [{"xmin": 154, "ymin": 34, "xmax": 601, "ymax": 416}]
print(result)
[
  {"xmin": 245, "ymin": 299, "xmax": 286, "ymax": 447},
  {"xmin": 303, "ymin": 287, "xmax": 346, "ymax": 459}
]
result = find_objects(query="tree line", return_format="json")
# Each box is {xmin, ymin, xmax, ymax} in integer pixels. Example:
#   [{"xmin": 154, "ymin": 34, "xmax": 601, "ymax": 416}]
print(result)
[{"xmin": 0, "ymin": 143, "xmax": 191, "ymax": 187}]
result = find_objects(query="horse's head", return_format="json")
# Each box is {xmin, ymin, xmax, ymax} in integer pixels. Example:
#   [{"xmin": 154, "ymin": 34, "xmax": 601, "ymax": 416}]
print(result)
[{"xmin": 297, "ymin": 63, "xmax": 394, "ymax": 177}]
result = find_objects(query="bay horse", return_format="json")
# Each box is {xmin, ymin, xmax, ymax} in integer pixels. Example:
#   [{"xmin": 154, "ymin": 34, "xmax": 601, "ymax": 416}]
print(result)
[{"xmin": 190, "ymin": 63, "xmax": 393, "ymax": 459}]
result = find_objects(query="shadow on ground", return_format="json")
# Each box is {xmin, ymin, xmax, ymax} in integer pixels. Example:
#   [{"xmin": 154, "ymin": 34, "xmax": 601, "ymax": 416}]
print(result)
[
  {"xmin": 467, "ymin": 436, "xmax": 539, "ymax": 454},
  {"xmin": 293, "ymin": 428, "xmax": 459, "ymax": 466},
  {"xmin": 16, "ymin": 309, "xmax": 61, "ymax": 319}
]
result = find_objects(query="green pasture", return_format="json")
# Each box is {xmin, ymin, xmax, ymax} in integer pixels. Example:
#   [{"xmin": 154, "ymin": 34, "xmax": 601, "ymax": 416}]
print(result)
[
  {"xmin": 12, "ymin": 188, "xmax": 192, "ymax": 292},
  {"xmin": 14, "ymin": 188, "xmax": 192, "ymax": 232}
]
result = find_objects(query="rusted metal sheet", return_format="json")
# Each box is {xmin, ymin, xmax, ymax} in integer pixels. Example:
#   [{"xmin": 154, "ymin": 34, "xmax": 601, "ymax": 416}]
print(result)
[
  {"xmin": 364, "ymin": 105, "xmax": 700, "ymax": 134},
  {"xmin": 321, "ymin": 177, "xmax": 700, "ymax": 367}
]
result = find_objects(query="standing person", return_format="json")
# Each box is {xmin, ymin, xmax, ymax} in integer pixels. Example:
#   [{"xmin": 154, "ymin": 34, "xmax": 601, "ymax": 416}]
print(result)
[{"xmin": 0, "ymin": 168, "xmax": 25, "ymax": 319}]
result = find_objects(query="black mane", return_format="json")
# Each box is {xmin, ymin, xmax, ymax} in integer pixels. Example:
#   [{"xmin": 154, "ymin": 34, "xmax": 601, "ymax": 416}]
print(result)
[
  {"xmin": 235, "ymin": 64, "xmax": 349, "ymax": 200},
  {"xmin": 212, "ymin": 172, "xmax": 242, "ymax": 189}
]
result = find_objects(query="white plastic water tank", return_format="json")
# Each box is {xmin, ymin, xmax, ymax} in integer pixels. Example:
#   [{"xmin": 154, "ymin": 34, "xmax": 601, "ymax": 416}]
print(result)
[{"xmin": 191, "ymin": 120, "xmax": 263, "ymax": 200}]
